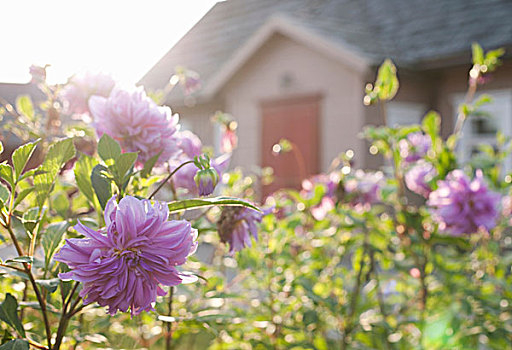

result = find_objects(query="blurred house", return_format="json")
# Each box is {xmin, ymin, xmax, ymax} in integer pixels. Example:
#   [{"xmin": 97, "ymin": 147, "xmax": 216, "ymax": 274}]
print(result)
[
  {"xmin": 0, "ymin": 83, "xmax": 45, "ymax": 162},
  {"xmin": 139, "ymin": 0, "xmax": 512, "ymax": 190}
]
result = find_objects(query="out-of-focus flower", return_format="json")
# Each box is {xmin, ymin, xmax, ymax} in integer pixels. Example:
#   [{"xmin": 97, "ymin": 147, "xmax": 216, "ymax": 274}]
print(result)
[
  {"xmin": 89, "ymin": 87, "xmax": 180, "ymax": 165},
  {"xmin": 170, "ymin": 130, "xmax": 230, "ymax": 195},
  {"xmin": 29, "ymin": 64, "xmax": 48, "ymax": 84},
  {"xmin": 212, "ymin": 111, "xmax": 238, "ymax": 153},
  {"xmin": 55, "ymin": 196, "xmax": 197, "ymax": 316},
  {"xmin": 217, "ymin": 206, "xmax": 271, "ymax": 254},
  {"xmin": 343, "ymin": 170, "xmax": 383, "ymax": 209},
  {"xmin": 427, "ymin": 170, "xmax": 500, "ymax": 235},
  {"xmin": 173, "ymin": 67, "xmax": 201, "ymax": 95},
  {"xmin": 405, "ymin": 161, "xmax": 437, "ymax": 198},
  {"xmin": 501, "ymin": 195, "xmax": 512, "ymax": 224},
  {"xmin": 399, "ymin": 132, "xmax": 431, "ymax": 163},
  {"xmin": 301, "ymin": 173, "xmax": 340, "ymax": 220},
  {"xmin": 177, "ymin": 130, "xmax": 202, "ymax": 158},
  {"xmin": 60, "ymin": 72, "xmax": 115, "ymax": 115}
]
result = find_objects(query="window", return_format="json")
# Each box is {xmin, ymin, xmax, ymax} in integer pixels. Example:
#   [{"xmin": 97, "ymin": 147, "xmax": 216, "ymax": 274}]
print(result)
[
  {"xmin": 386, "ymin": 101, "xmax": 427, "ymax": 127},
  {"xmin": 453, "ymin": 90, "xmax": 512, "ymax": 170}
]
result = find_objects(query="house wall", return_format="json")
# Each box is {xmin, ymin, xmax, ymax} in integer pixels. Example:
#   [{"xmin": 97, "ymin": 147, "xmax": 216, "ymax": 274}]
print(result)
[
  {"xmin": 172, "ymin": 100, "xmax": 225, "ymax": 150},
  {"xmin": 220, "ymin": 33, "xmax": 367, "ymax": 173}
]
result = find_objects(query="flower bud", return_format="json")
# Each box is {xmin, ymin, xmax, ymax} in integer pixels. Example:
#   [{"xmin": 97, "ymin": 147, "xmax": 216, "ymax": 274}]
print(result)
[{"xmin": 194, "ymin": 167, "xmax": 219, "ymax": 196}]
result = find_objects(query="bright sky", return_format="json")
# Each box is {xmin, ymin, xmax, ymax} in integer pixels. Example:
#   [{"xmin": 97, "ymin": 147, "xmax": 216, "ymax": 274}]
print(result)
[{"xmin": 1, "ymin": 0, "xmax": 219, "ymax": 85}]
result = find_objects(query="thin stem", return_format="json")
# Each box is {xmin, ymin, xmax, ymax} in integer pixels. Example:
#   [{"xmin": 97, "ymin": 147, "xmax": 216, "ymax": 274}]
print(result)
[
  {"xmin": 0, "ymin": 263, "xmax": 26, "ymax": 273},
  {"xmin": 452, "ymin": 74, "xmax": 479, "ymax": 146},
  {"xmin": 3, "ymin": 224, "xmax": 52, "ymax": 348},
  {"xmin": 165, "ymin": 287, "xmax": 174, "ymax": 350},
  {"xmin": 28, "ymin": 339, "xmax": 49, "ymax": 350},
  {"xmin": 149, "ymin": 161, "xmax": 194, "ymax": 200},
  {"xmin": 340, "ymin": 231, "xmax": 369, "ymax": 350},
  {"xmin": 370, "ymin": 250, "xmax": 393, "ymax": 350},
  {"xmin": 290, "ymin": 142, "xmax": 307, "ymax": 181},
  {"xmin": 379, "ymin": 99, "xmax": 388, "ymax": 127}
]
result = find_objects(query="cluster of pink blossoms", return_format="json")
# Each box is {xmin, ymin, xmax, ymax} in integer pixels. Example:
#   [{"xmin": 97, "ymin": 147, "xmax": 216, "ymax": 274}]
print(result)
[
  {"xmin": 301, "ymin": 173, "xmax": 340, "ymax": 220},
  {"xmin": 344, "ymin": 170, "xmax": 383, "ymax": 210}
]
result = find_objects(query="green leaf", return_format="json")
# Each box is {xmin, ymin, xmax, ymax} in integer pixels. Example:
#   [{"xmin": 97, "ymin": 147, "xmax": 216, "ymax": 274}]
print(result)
[
  {"xmin": 11, "ymin": 139, "xmax": 39, "ymax": 181},
  {"xmin": 375, "ymin": 59, "xmax": 399, "ymax": 101},
  {"xmin": 22, "ymin": 207, "xmax": 40, "ymax": 233},
  {"xmin": 114, "ymin": 152, "xmax": 137, "ymax": 185},
  {"xmin": 12, "ymin": 188, "xmax": 33, "ymax": 210},
  {"xmin": 422, "ymin": 111, "xmax": 440, "ymax": 138},
  {"xmin": 141, "ymin": 151, "xmax": 162, "ymax": 178},
  {"xmin": 0, "ymin": 339, "xmax": 29, "ymax": 350},
  {"xmin": 35, "ymin": 278, "xmax": 60, "ymax": 293},
  {"xmin": 74, "ymin": 153, "xmax": 99, "ymax": 204},
  {"xmin": 4, "ymin": 256, "xmax": 33, "ymax": 265},
  {"xmin": 0, "ymin": 142, "xmax": 3, "ymax": 154},
  {"xmin": 97, "ymin": 134, "xmax": 121, "ymax": 164},
  {"xmin": 167, "ymin": 197, "xmax": 261, "ymax": 213},
  {"xmin": 33, "ymin": 138, "xmax": 76, "ymax": 207},
  {"xmin": 15, "ymin": 95, "xmax": 34, "ymax": 119},
  {"xmin": 42, "ymin": 221, "xmax": 68, "ymax": 269},
  {"xmin": 472, "ymin": 42, "xmax": 484, "ymax": 65},
  {"xmin": 0, "ymin": 183, "xmax": 9, "ymax": 207},
  {"xmin": 52, "ymin": 192, "xmax": 69, "ymax": 218},
  {"xmin": 91, "ymin": 164, "xmax": 112, "ymax": 210},
  {"xmin": 0, "ymin": 163, "xmax": 14, "ymax": 188},
  {"xmin": 0, "ymin": 294, "xmax": 25, "ymax": 337}
]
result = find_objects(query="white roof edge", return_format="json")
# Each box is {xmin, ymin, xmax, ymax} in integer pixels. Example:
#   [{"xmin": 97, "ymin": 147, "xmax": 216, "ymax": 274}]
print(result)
[{"xmin": 202, "ymin": 15, "xmax": 371, "ymax": 100}]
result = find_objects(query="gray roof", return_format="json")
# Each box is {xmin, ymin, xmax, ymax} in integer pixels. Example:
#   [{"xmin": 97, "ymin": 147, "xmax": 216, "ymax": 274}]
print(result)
[
  {"xmin": 0, "ymin": 83, "xmax": 44, "ymax": 106},
  {"xmin": 139, "ymin": 0, "xmax": 512, "ymax": 99}
]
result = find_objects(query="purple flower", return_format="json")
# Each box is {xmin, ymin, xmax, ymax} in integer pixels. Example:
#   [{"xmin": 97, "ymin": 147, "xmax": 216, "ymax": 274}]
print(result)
[
  {"xmin": 405, "ymin": 161, "xmax": 437, "ymax": 198},
  {"xmin": 89, "ymin": 88, "xmax": 180, "ymax": 165},
  {"xmin": 171, "ymin": 131, "xmax": 230, "ymax": 195},
  {"xmin": 427, "ymin": 170, "xmax": 500, "ymax": 235},
  {"xmin": 55, "ymin": 196, "xmax": 197, "ymax": 316},
  {"xmin": 177, "ymin": 130, "xmax": 202, "ymax": 158},
  {"xmin": 60, "ymin": 72, "xmax": 115, "ymax": 115},
  {"xmin": 399, "ymin": 132, "xmax": 431, "ymax": 163},
  {"xmin": 217, "ymin": 206, "xmax": 270, "ymax": 254},
  {"xmin": 344, "ymin": 170, "xmax": 383, "ymax": 209},
  {"xmin": 194, "ymin": 168, "xmax": 219, "ymax": 196}
]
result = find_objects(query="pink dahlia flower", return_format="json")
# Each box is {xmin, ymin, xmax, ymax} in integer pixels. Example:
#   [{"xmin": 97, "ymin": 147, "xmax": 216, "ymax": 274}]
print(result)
[
  {"xmin": 399, "ymin": 132, "xmax": 431, "ymax": 163},
  {"xmin": 405, "ymin": 161, "xmax": 437, "ymax": 198},
  {"xmin": 60, "ymin": 72, "xmax": 115, "ymax": 115},
  {"xmin": 55, "ymin": 196, "xmax": 197, "ymax": 316},
  {"xmin": 89, "ymin": 88, "xmax": 180, "ymax": 165},
  {"xmin": 427, "ymin": 170, "xmax": 500, "ymax": 235}
]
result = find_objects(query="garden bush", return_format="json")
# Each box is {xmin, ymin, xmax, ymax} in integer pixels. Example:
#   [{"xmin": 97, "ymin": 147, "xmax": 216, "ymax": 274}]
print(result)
[{"xmin": 0, "ymin": 44, "xmax": 511, "ymax": 350}]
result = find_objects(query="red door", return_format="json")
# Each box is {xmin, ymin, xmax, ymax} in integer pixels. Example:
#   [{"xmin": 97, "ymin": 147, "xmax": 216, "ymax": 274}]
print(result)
[{"xmin": 261, "ymin": 94, "xmax": 321, "ymax": 196}]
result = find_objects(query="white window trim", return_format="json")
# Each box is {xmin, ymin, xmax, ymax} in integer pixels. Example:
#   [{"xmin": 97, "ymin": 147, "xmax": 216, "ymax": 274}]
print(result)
[{"xmin": 386, "ymin": 101, "xmax": 427, "ymax": 127}]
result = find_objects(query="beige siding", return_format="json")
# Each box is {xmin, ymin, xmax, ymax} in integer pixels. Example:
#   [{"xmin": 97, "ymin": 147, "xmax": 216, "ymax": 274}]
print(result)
[
  {"xmin": 220, "ymin": 33, "xmax": 367, "ymax": 173},
  {"xmin": 172, "ymin": 100, "xmax": 225, "ymax": 149}
]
